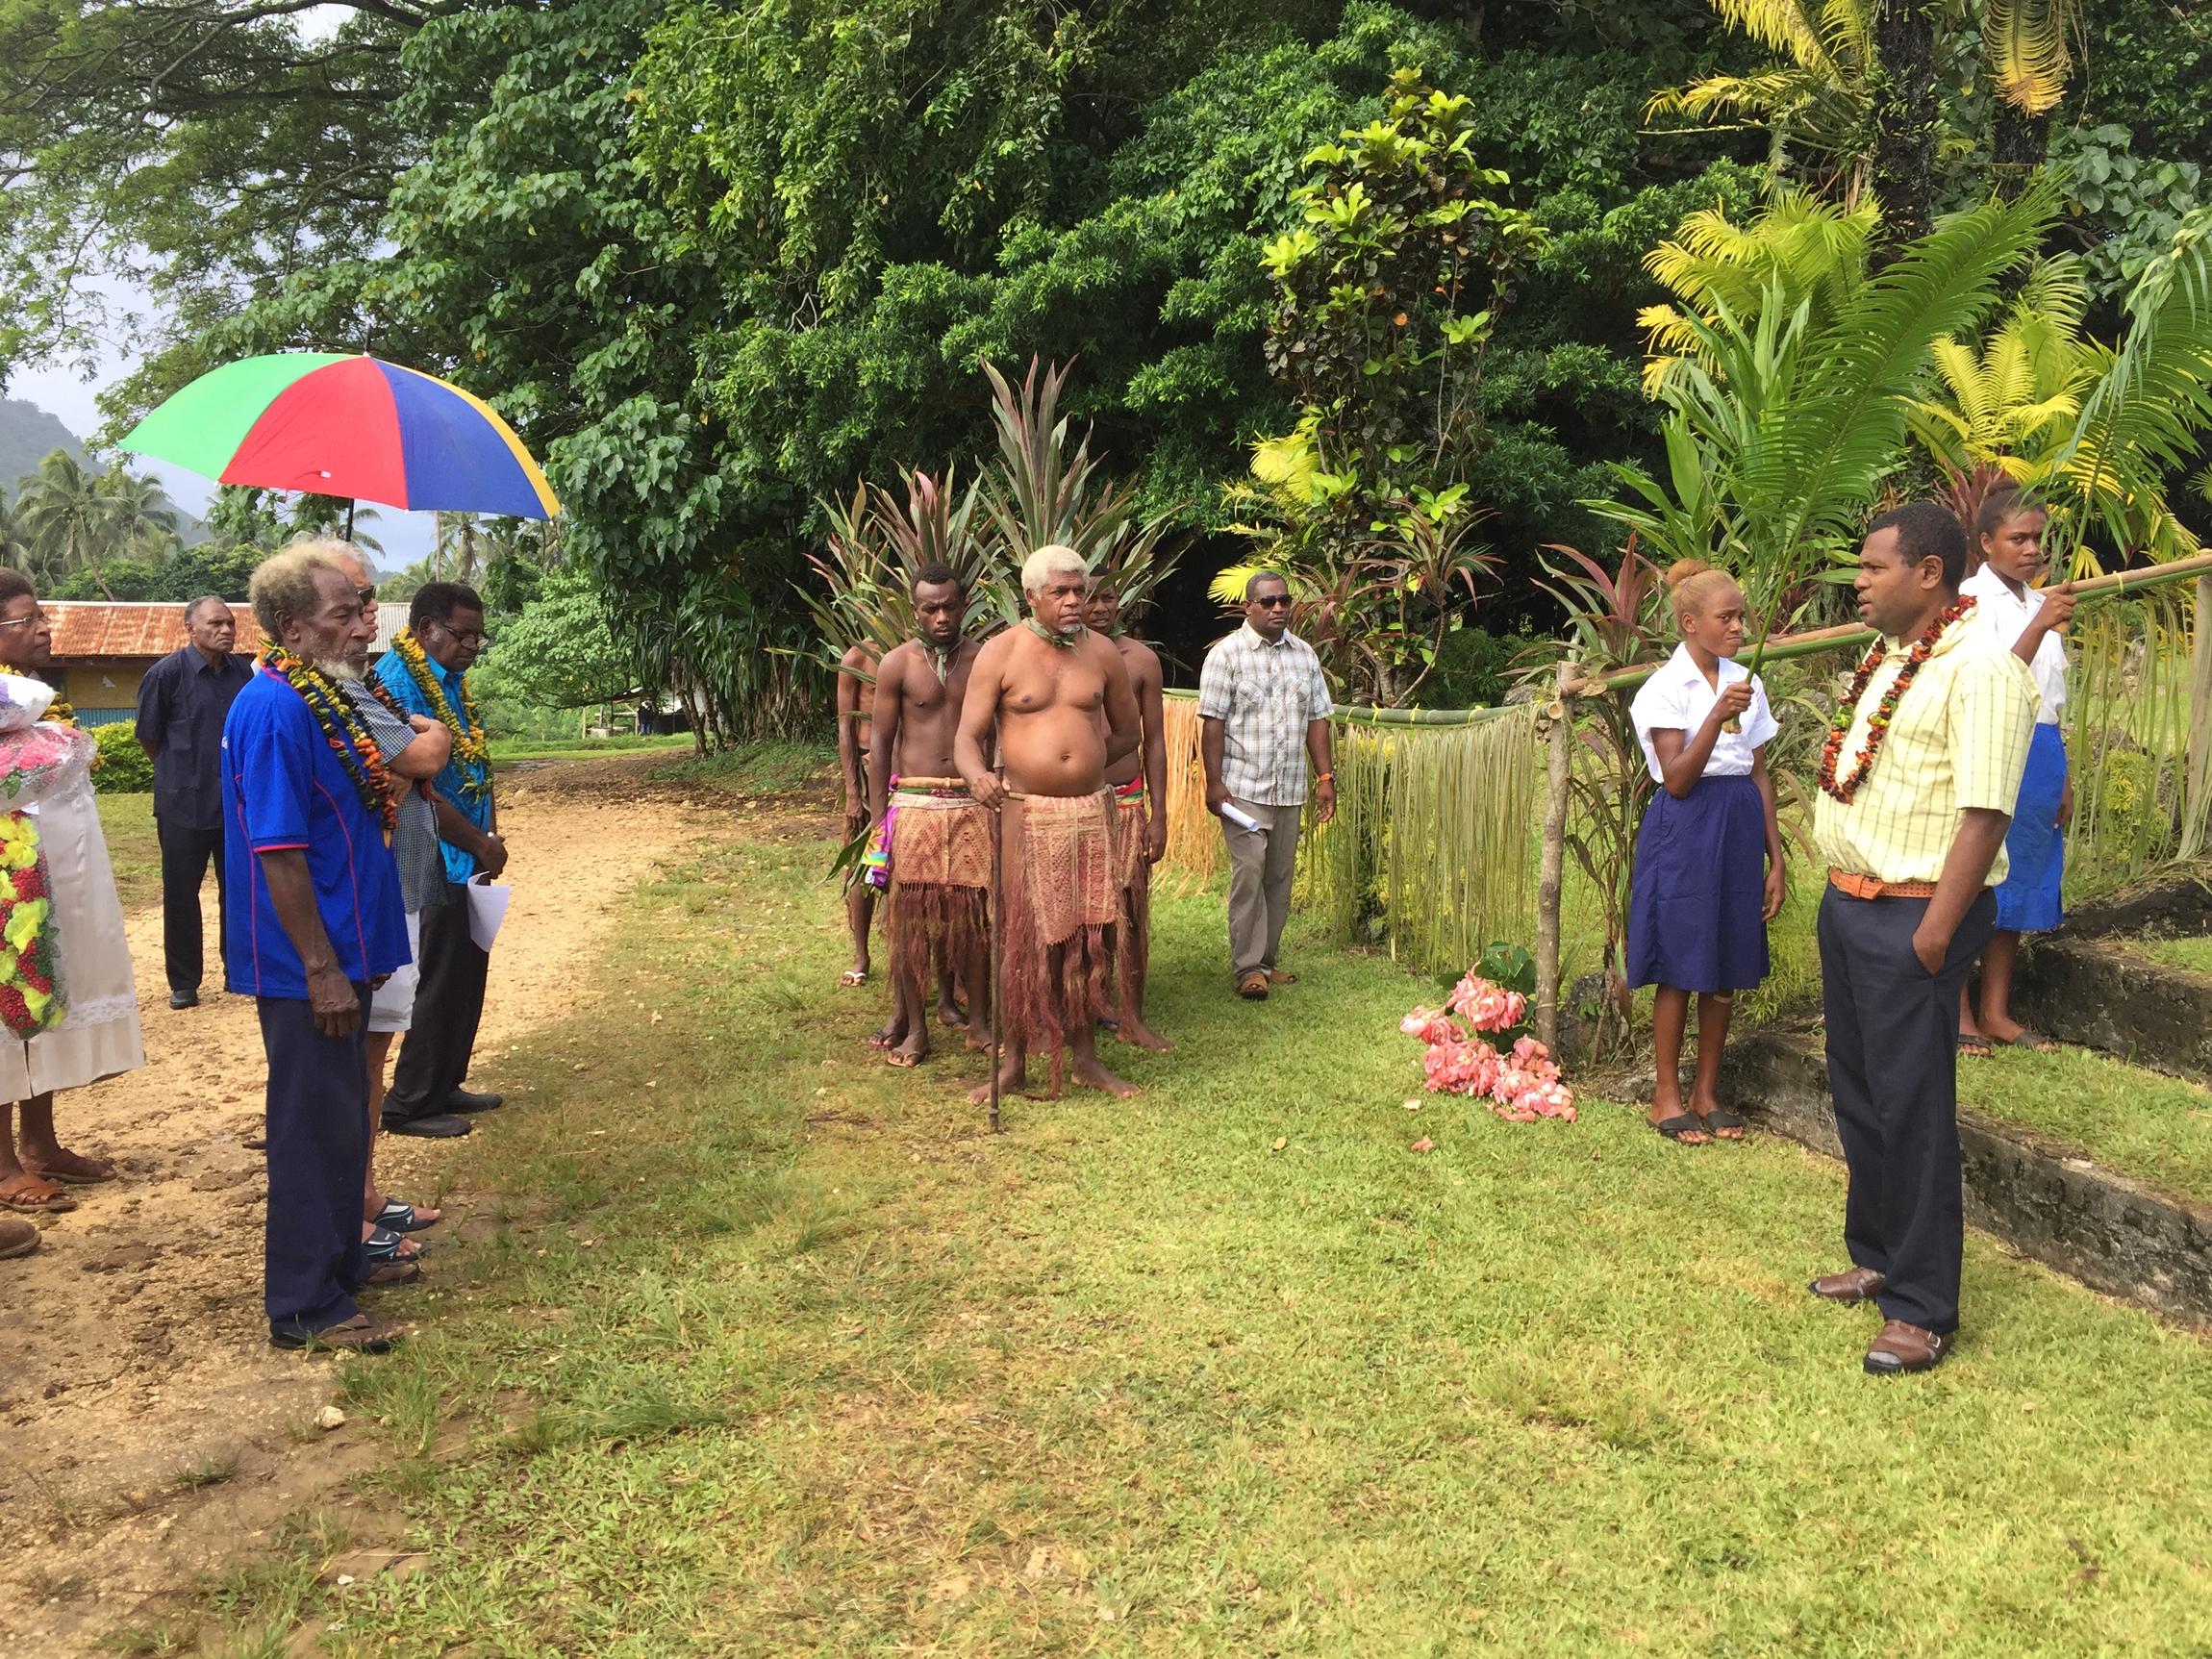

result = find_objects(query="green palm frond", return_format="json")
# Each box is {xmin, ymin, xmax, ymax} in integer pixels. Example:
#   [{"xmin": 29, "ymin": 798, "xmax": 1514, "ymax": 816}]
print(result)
[
  {"xmin": 1983, "ymin": 0, "xmax": 2075, "ymax": 117},
  {"xmin": 1736, "ymin": 185, "xmax": 2055, "ymax": 562},
  {"xmin": 2049, "ymin": 205, "xmax": 2212, "ymax": 566}
]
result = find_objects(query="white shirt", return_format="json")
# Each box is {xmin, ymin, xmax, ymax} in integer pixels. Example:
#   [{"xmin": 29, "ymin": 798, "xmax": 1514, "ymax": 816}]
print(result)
[
  {"xmin": 1961, "ymin": 565, "xmax": 2066, "ymax": 725},
  {"xmin": 1628, "ymin": 642, "xmax": 1779, "ymax": 785}
]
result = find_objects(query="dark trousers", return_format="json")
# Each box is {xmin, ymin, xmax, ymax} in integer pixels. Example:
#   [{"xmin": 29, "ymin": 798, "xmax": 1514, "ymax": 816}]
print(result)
[
  {"xmin": 261, "ymin": 987, "xmax": 370, "ymax": 1341},
  {"xmin": 157, "ymin": 817, "xmax": 226, "ymax": 995},
  {"xmin": 383, "ymin": 883, "xmax": 489, "ymax": 1124},
  {"xmin": 1817, "ymin": 885, "xmax": 1997, "ymax": 1335}
]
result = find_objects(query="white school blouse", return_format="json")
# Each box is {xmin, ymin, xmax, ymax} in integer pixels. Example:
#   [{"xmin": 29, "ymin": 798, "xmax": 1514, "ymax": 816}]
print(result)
[
  {"xmin": 1961, "ymin": 565, "xmax": 2066, "ymax": 726},
  {"xmin": 1628, "ymin": 642, "xmax": 1779, "ymax": 785}
]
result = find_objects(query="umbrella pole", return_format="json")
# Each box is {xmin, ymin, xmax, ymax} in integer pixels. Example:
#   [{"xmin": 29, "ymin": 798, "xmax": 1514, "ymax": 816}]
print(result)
[{"xmin": 344, "ymin": 499, "xmax": 357, "ymax": 541}]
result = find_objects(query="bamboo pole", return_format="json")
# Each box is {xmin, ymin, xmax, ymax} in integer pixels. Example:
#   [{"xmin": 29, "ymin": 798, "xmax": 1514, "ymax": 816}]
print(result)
[
  {"xmin": 2184, "ymin": 573, "xmax": 2212, "ymax": 860},
  {"xmin": 1533, "ymin": 663, "xmax": 1575, "ymax": 1053},
  {"xmin": 1576, "ymin": 550, "xmax": 2212, "ymax": 698}
]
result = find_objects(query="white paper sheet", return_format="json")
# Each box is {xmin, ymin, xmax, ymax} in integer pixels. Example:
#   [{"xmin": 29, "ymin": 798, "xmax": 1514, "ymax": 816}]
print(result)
[{"xmin": 465, "ymin": 876, "xmax": 512, "ymax": 953}]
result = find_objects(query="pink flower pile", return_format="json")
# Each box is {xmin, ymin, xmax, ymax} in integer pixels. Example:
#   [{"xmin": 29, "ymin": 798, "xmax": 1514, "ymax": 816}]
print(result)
[{"xmin": 1398, "ymin": 973, "xmax": 1576, "ymax": 1123}]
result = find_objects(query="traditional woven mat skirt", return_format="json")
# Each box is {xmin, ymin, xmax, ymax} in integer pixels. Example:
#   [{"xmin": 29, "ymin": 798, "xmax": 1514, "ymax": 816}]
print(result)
[
  {"xmin": 1626, "ymin": 773, "xmax": 1770, "ymax": 994},
  {"xmin": 1994, "ymin": 722, "xmax": 2066, "ymax": 933}
]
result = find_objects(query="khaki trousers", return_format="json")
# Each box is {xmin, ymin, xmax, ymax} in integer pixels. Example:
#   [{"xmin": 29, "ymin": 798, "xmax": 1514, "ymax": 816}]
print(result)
[{"xmin": 1221, "ymin": 796, "xmax": 1302, "ymax": 983}]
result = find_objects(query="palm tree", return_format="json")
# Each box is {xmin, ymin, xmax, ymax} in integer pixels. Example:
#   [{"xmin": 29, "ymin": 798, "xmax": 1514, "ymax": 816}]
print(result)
[
  {"xmin": 92, "ymin": 468, "xmax": 182, "ymax": 564},
  {"xmin": 0, "ymin": 487, "xmax": 26, "ymax": 571},
  {"xmin": 1648, "ymin": 2, "xmax": 2086, "ymax": 209},
  {"xmin": 13, "ymin": 449, "xmax": 117, "ymax": 597},
  {"xmin": 1593, "ymin": 185, "xmax": 2058, "ymax": 654}
]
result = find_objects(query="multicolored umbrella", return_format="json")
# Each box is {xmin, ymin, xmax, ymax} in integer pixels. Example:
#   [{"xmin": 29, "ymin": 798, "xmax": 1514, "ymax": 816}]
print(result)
[{"xmin": 119, "ymin": 352, "xmax": 559, "ymax": 520}]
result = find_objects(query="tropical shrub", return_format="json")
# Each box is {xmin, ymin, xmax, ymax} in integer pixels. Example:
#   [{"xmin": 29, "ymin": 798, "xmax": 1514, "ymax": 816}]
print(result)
[{"xmin": 91, "ymin": 722, "xmax": 154, "ymax": 792}]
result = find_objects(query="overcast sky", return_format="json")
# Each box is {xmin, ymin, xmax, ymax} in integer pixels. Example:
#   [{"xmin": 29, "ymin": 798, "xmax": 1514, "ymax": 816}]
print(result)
[{"xmin": 6, "ymin": 6, "xmax": 434, "ymax": 563}]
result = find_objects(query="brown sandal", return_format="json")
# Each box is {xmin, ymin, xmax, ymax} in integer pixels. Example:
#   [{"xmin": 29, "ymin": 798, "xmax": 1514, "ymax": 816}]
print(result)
[
  {"xmin": 21, "ymin": 1150, "xmax": 115, "ymax": 1186},
  {"xmin": 1237, "ymin": 972, "xmax": 1269, "ymax": 1001},
  {"xmin": 0, "ymin": 1171, "xmax": 77, "ymax": 1212}
]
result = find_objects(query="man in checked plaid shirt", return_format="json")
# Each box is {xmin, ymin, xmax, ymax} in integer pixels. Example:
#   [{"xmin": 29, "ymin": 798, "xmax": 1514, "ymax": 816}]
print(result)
[
  {"xmin": 1807, "ymin": 503, "xmax": 2036, "ymax": 1377},
  {"xmin": 1197, "ymin": 571, "xmax": 1336, "ymax": 1001}
]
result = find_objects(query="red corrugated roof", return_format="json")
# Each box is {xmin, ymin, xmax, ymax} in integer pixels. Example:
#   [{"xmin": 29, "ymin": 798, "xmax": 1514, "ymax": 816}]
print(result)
[{"xmin": 42, "ymin": 601, "xmax": 406, "ymax": 662}]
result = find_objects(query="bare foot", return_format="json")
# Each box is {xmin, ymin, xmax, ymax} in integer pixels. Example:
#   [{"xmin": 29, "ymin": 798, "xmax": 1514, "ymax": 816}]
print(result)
[
  {"xmin": 967, "ymin": 1058, "xmax": 1029, "ymax": 1106},
  {"xmin": 886, "ymin": 1029, "xmax": 929, "ymax": 1068},
  {"xmin": 1073, "ymin": 1055, "xmax": 1140, "ymax": 1097},
  {"xmin": 1116, "ymin": 1016, "xmax": 1173, "ymax": 1052},
  {"xmin": 20, "ymin": 1145, "xmax": 115, "ymax": 1184},
  {"xmin": 937, "ymin": 1001, "xmax": 968, "ymax": 1030},
  {"xmin": 867, "ymin": 1015, "xmax": 906, "ymax": 1051}
]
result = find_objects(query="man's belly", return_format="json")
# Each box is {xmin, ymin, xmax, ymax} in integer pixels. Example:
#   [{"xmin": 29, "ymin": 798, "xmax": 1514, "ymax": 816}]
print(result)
[{"xmin": 1002, "ymin": 714, "xmax": 1107, "ymax": 797}]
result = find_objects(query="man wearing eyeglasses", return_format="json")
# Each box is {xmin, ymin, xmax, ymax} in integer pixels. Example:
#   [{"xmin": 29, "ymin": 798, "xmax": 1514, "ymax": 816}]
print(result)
[
  {"xmin": 372, "ymin": 584, "xmax": 508, "ymax": 1139},
  {"xmin": 135, "ymin": 596, "xmax": 255, "ymax": 1009},
  {"xmin": 1197, "ymin": 571, "xmax": 1336, "ymax": 1001}
]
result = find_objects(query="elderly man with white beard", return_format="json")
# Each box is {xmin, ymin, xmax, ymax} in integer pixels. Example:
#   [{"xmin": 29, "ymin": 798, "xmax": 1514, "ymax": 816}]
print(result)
[{"xmin": 223, "ymin": 547, "xmax": 415, "ymax": 1354}]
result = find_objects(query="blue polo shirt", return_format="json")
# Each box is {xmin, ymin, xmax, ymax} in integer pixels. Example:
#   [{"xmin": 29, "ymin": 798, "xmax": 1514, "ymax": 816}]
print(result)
[
  {"xmin": 373, "ymin": 644, "xmax": 492, "ymax": 884},
  {"xmin": 222, "ymin": 668, "xmax": 410, "ymax": 998}
]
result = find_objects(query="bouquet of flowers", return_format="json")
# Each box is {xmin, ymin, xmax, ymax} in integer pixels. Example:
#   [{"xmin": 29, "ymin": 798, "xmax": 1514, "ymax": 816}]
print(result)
[{"xmin": 1399, "ymin": 965, "xmax": 1575, "ymax": 1123}]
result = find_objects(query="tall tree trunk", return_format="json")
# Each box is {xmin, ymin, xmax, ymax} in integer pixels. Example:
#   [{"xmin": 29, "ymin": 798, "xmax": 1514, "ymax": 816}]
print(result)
[
  {"xmin": 1992, "ymin": 100, "xmax": 2051, "ymax": 201},
  {"xmin": 1867, "ymin": 0, "xmax": 1942, "ymax": 262}
]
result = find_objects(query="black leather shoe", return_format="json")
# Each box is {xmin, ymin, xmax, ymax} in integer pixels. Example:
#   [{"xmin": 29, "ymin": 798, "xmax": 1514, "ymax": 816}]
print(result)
[
  {"xmin": 445, "ymin": 1088, "xmax": 504, "ymax": 1113},
  {"xmin": 168, "ymin": 990, "xmax": 199, "ymax": 1010},
  {"xmin": 382, "ymin": 1113, "xmax": 474, "ymax": 1139}
]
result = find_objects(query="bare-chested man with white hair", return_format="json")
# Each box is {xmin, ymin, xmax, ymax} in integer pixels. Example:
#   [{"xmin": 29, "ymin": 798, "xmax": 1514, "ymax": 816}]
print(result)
[{"xmin": 955, "ymin": 544, "xmax": 1142, "ymax": 1100}]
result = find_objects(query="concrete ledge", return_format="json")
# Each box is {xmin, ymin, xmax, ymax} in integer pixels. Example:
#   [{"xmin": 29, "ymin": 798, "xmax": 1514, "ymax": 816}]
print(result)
[
  {"xmin": 2010, "ymin": 936, "xmax": 2212, "ymax": 1085},
  {"xmin": 1720, "ymin": 1026, "xmax": 2212, "ymax": 1323}
]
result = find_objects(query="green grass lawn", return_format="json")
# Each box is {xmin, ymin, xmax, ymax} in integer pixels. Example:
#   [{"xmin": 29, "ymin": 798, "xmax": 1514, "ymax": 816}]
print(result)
[
  {"xmin": 2130, "ymin": 935, "xmax": 2212, "ymax": 978},
  {"xmin": 1956, "ymin": 1043, "xmax": 2212, "ymax": 1205},
  {"xmin": 95, "ymin": 789, "xmax": 160, "ymax": 910},
  {"xmin": 179, "ymin": 807, "xmax": 2212, "ymax": 1658}
]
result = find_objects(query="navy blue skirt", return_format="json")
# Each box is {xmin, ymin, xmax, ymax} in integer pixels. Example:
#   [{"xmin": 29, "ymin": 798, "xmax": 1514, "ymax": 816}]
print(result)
[{"xmin": 1626, "ymin": 774, "xmax": 1771, "ymax": 993}]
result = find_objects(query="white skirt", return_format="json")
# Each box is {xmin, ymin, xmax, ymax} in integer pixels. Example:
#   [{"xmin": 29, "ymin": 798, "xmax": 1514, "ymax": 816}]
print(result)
[{"xmin": 0, "ymin": 787, "xmax": 144, "ymax": 1100}]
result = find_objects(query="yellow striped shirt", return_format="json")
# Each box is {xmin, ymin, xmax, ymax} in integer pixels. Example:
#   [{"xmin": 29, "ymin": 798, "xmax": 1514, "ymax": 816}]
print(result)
[{"xmin": 1812, "ymin": 611, "xmax": 2038, "ymax": 887}]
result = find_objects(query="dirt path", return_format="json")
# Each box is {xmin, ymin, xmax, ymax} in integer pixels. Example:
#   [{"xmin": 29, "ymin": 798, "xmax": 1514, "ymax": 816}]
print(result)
[{"xmin": 0, "ymin": 756, "xmax": 714, "ymax": 1651}]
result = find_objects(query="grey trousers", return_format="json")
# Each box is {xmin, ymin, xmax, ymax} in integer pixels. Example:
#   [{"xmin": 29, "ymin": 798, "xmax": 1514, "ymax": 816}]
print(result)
[{"xmin": 1221, "ymin": 796, "xmax": 1303, "ymax": 982}]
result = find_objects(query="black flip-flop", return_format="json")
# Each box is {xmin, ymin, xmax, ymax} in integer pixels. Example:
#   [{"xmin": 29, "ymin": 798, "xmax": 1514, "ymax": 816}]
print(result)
[
  {"xmin": 1956, "ymin": 1032, "xmax": 1992, "ymax": 1058},
  {"xmin": 1699, "ymin": 1108, "xmax": 1747, "ymax": 1138},
  {"xmin": 1997, "ymin": 1029, "xmax": 2060, "ymax": 1052},
  {"xmin": 1650, "ymin": 1115, "xmax": 1707, "ymax": 1144}
]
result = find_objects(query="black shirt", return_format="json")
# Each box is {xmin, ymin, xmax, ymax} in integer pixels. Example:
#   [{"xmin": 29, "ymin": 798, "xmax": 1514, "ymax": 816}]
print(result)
[{"xmin": 137, "ymin": 644, "xmax": 255, "ymax": 829}]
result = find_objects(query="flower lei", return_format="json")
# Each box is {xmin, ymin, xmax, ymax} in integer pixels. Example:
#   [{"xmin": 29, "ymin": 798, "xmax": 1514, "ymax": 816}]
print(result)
[
  {"xmin": 1818, "ymin": 596, "xmax": 1975, "ymax": 805},
  {"xmin": 264, "ymin": 647, "xmax": 398, "ymax": 832},
  {"xmin": 390, "ymin": 629, "xmax": 490, "ymax": 800},
  {"xmin": 0, "ymin": 810, "xmax": 64, "ymax": 1038}
]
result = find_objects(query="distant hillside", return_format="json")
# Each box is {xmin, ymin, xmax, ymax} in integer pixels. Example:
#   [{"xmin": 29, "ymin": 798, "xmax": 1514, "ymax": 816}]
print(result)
[{"xmin": 0, "ymin": 396, "xmax": 92, "ymax": 492}]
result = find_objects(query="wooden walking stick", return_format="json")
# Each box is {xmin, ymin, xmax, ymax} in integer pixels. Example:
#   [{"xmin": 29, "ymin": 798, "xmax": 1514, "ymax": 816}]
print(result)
[{"xmin": 988, "ymin": 771, "xmax": 1004, "ymax": 1134}]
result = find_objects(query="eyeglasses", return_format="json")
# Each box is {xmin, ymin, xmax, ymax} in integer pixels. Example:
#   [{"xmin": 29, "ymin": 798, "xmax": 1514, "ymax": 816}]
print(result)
[
  {"xmin": 0, "ymin": 609, "xmax": 48, "ymax": 630},
  {"xmin": 1252, "ymin": 594, "xmax": 1293, "ymax": 609},
  {"xmin": 355, "ymin": 587, "xmax": 376, "ymax": 607},
  {"xmin": 430, "ymin": 620, "xmax": 493, "ymax": 648}
]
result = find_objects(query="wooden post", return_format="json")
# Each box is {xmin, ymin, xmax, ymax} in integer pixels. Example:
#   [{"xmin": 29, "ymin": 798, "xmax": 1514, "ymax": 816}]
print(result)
[
  {"xmin": 2184, "ymin": 573, "xmax": 2212, "ymax": 859},
  {"xmin": 1534, "ymin": 663, "xmax": 1575, "ymax": 1054}
]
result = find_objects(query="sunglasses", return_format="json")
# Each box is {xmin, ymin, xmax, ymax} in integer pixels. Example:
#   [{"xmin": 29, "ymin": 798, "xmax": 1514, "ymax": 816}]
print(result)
[{"xmin": 1252, "ymin": 593, "xmax": 1293, "ymax": 609}]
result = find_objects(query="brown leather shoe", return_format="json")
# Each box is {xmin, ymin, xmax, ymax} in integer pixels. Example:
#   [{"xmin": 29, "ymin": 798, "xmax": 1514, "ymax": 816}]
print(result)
[
  {"xmin": 270, "ymin": 1314, "xmax": 398, "ymax": 1354},
  {"xmin": 1864, "ymin": 1320, "xmax": 1950, "ymax": 1375},
  {"xmin": 1808, "ymin": 1266, "xmax": 1885, "ymax": 1303}
]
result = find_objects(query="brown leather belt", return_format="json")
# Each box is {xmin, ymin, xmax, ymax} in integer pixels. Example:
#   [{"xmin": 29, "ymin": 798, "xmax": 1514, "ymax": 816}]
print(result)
[{"xmin": 1828, "ymin": 867, "xmax": 1939, "ymax": 900}]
